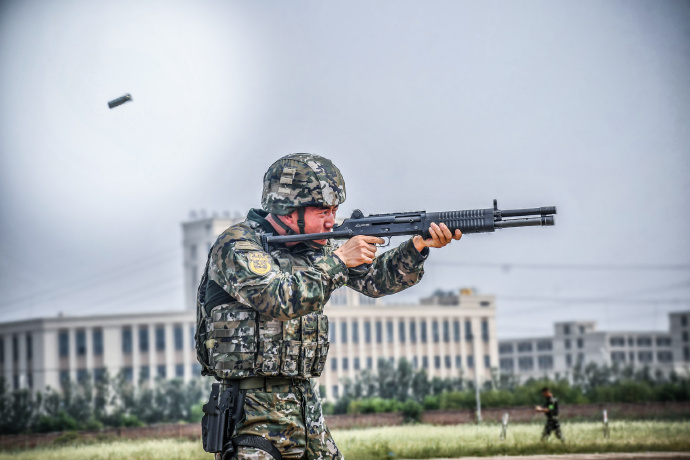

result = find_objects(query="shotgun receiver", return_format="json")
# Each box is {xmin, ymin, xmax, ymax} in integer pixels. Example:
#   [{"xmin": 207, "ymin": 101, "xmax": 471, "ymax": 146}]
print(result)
[{"xmin": 263, "ymin": 199, "xmax": 556, "ymax": 246}]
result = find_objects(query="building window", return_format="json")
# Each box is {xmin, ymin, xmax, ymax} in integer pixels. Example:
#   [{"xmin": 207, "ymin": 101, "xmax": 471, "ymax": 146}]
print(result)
[
  {"xmin": 412, "ymin": 356, "xmax": 418, "ymax": 369},
  {"xmin": 682, "ymin": 331, "xmax": 688, "ymax": 342},
  {"xmin": 59, "ymin": 331, "xmax": 69, "ymax": 357},
  {"xmin": 434, "ymin": 356, "xmax": 441, "ymax": 369},
  {"xmin": 331, "ymin": 359, "xmax": 337, "ymax": 371},
  {"xmin": 579, "ymin": 325, "xmax": 585, "ymax": 334},
  {"xmin": 0, "ymin": 338, "xmax": 3, "ymax": 364},
  {"xmin": 27, "ymin": 373, "xmax": 33, "ymax": 389},
  {"xmin": 577, "ymin": 338, "xmax": 584, "ymax": 349},
  {"xmin": 638, "ymin": 351, "xmax": 653, "ymax": 363},
  {"xmin": 628, "ymin": 337, "xmax": 634, "ymax": 346},
  {"xmin": 176, "ymin": 364, "xmax": 184, "ymax": 377},
  {"xmin": 139, "ymin": 327, "xmax": 149, "ymax": 352},
  {"xmin": 453, "ymin": 320, "xmax": 460, "ymax": 342},
  {"xmin": 13, "ymin": 375, "xmax": 19, "ymax": 390},
  {"xmin": 157, "ymin": 365, "xmax": 166, "ymax": 378},
  {"xmin": 410, "ymin": 321, "xmax": 417, "ymax": 343},
  {"xmin": 538, "ymin": 355, "xmax": 553, "ymax": 370},
  {"xmin": 189, "ymin": 244, "xmax": 197, "ymax": 259},
  {"xmin": 518, "ymin": 342, "xmax": 533, "ymax": 353},
  {"xmin": 684, "ymin": 346, "xmax": 689, "ymax": 362},
  {"xmin": 484, "ymin": 355, "xmax": 491, "ymax": 368},
  {"xmin": 174, "ymin": 325, "xmax": 183, "ymax": 350},
  {"xmin": 482, "ymin": 320, "xmax": 489, "ymax": 341},
  {"xmin": 354, "ymin": 357, "xmax": 360, "ymax": 370},
  {"xmin": 609, "ymin": 337, "xmax": 625, "ymax": 347},
  {"xmin": 500, "ymin": 358, "xmax": 514, "ymax": 371},
  {"xmin": 26, "ymin": 334, "xmax": 32, "ymax": 361},
  {"xmin": 140, "ymin": 366, "xmax": 150, "ymax": 381},
  {"xmin": 565, "ymin": 339, "xmax": 571, "ymax": 350},
  {"xmin": 465, "ymin": 320, "xmax": 473, "ymax": 340},
  {"xmin": 329, "ymin": 322, "xmax": 336, "ymax": 343},
  {"xmin": 681, "ymin": 315, "xmax": 687, "ymax": 327},
  {"xmin": 656, "ymin": 337, "xmax": 671, "ymax": 347},
  {"xmin": 566, "ymin": 354, "xmax": 572, "ymax": 367},
  {"xmin": 422, "ymin": 356, "xmax": 429, "ymax": 369},
  {"xmin": 11, "ymin": 337, "xmax": 17, "ymax": 362},
  {"xmin": 443, "ymin": 320, "xmax": 450, "ymax": 342},
  {"xmin": 366, "ymin": 357, "xmax": 373, "ymax": 369},
  {"xmin": 77, "ymin": 369, "xmax": 88, "ymax": 384},
  {"xmin": 629, "ymin": 351, "xmax": 635, "ymax": 362},
  {"xmin": 364, "ymin": 321, "xmax": 371, "ymax": 343},
  {"xmin": 467, "ymin": 355, "xmax": 474, "ymax": 368},
  {"xmin": 387, "ymin": 321, "xmax": 394, "ymax": 343},
  {"xmin": 93, "ymin": 329, "xmax": 103, "ymax": 356},
  {"xmin": 420, "ymin": 321, "xmax": 427, "ymax": 343},
  {"xmin": 637, "ymin": 336, "xmax": 652, "ymax": 347},
  {"xmin": 352, "ymin": 321, "xmax": 359, "ymax": 343},
  {"xmin": 577, "ymin": 352, "xmax": 584, "ymax": 363},
  {"xmin": 399, "ymin": 321, "xmax": 406, "ymax": 343},
  {"xmin": 60, "ymin": 371, "xmax": 70, "ymax": 385},
  {"xmin": 537, "ymin": 340, "xmax": 552, "ymax": 351},
  {"xmin": 518, "ymin": 356, "xmax": 533, "ymax": 371},
  {"xmin": 376, "ymin": 321, "xmax": 382, "ymax": 344},
  {"xmin": 499, "ymin": 343, "xmax": 513, "ymax": 354},
  {"xmin": 94, "ymin": 368, "xmax": 106, "ymax": 382},
  {"xmin": 122, "ymin": 328, "xmax": 132, "ymax": 353},
  {"xmin": 480, "ymin": 301, "xmax": 491, "ymax": 307},
  {"xmin": 563, "ymin": 324, "xmax": 571, "ymax": 335},
  {"xmin": 657, "ymin": 351, "xmax": 673, "ymax": 363},
  {"xmin": 76, "ymin": 330, "xmax": 86, "ymax": 356},
  {"xmin": 445, "ymin": 356, "xmax": 451, "ymax": 368},
  {"xmin": 190, "ymin": 326, "xmax": 196, "ymax": 349},
  {"xmin": 611, "ymin": 351, "xmax": 626, "ymax": 363},
  {"xmin": 332, "ymin": 386, "xmax": 339, "ymax": 399},
  {"xmin": 192, "ymin": 363, "xmax": 202, "ymax": 375},
  {"xmin": 432, "ymin": 321, "xmax": 439, "ymax": 343},
  {"xmin": 156, "ymin": 327, "xmax": 165, "ymax": 351},
  {"xmin": 342, "ymin": 358, "xmax": 348, "ymax": 370},
  {"xmin": 455, "ymin": 355, "xmax": 462, "ymax": 368}
]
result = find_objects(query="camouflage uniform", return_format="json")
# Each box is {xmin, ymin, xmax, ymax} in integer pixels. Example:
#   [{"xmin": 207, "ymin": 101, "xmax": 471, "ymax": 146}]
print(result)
[{"xmin": 197, "ymin": 154, "xmax": 429, "ymax": 460}]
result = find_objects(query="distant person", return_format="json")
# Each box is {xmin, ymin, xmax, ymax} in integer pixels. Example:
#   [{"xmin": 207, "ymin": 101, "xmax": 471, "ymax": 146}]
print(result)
[{"xmin": 535, "ymin": 386, "xmax": 565, "ymax": 442}]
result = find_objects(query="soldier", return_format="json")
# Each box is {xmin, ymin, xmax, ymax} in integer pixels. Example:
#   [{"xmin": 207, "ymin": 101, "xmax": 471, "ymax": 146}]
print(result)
[
  {"xmin": 196, "ymin": 153, "xmax": 461, "ymax": 460},
  {"xmin": 535, "ymin": 387, "xmax": 565, "ymax": 442}
]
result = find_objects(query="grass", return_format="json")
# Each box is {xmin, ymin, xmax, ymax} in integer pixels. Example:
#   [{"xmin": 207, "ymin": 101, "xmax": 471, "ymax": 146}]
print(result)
[{"xmin": 1, "ymin": 421, "xmax": 689, "ymax": 459}]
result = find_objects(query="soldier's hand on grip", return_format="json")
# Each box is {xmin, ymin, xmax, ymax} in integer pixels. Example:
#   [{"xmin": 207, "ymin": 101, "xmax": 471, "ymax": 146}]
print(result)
[
  {"xmin": 413, "ymin": 222, "xmax": 462, "ymax": 253},
  {"xmin": 333, "ymin": 235, "xmax": 385, "ymax": 267}
]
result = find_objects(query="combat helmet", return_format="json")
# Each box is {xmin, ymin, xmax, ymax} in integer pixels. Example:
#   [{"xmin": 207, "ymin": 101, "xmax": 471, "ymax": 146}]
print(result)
[{"xmin": 262, "ymin": 153, "xmax": 346, "ymax": 233}]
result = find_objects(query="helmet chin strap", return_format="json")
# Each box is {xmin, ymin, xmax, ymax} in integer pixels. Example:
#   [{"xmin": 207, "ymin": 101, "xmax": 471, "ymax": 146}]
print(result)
[
  {"xmin": 270, "ymin": 209, "xmax": 325, "ymax": 249},
  {"xmin": 270, "ymin": 213, "xmax": 297, "ymax": 235}
]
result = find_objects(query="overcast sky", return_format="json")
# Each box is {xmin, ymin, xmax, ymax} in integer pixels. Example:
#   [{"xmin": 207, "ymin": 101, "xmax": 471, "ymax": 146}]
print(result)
[{"xmin": 0, "ymin": 0, "xmax": 688, "ymax": 338}]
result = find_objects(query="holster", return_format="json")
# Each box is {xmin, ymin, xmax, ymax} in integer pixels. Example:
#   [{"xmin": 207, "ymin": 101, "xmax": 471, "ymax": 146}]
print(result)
[{"xmin": 201, "ymin": 382, "xmax": 243, "ymax": 456}]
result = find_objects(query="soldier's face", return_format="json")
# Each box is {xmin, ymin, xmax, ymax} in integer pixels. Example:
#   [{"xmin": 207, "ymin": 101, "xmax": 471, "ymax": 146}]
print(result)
[{"xmin": 285, "ymin": 206, "xmax": 338, "ymax": 244}]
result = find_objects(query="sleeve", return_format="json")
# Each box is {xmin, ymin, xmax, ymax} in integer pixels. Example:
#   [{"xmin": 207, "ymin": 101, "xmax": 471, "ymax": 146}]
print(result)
[
  {"xmin": 343, "ymin": 237, "xmax": 428, "ymax": 298},
  {"xmin": 208, "ymin": 238, "xmax": 349, "ymax": 321}
]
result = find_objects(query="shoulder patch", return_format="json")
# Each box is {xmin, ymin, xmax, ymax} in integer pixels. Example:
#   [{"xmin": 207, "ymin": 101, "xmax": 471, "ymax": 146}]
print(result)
[{"xmin": 247, "ymin": 252, "xmax": 273, "ymax": 275}]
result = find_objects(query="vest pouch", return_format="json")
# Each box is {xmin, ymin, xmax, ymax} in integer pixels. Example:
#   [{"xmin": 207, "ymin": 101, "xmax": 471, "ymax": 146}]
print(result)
[
  {"xmin": 299, "ymin": 343, "xmax": 317, "ymax": 378},
  {"xmin": 257, "ymin": 339, "xmax": 281, "ymax": 376},
  {"xmin": 312, "ymin": 342, "xmax": 330, "ymax": 376},
  {"xmin": 280, "ymin": 341, "xmax": 301, "ymax": 377},
  {"xmin": 206, "ymin": 307, "xmax": 257, "ymax": 378}
]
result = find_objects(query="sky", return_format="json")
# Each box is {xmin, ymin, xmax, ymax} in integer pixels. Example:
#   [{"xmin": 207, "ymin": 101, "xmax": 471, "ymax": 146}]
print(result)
[{"xmin": 0, "ymin": 0, "xmax": 688, "ymax": 338}]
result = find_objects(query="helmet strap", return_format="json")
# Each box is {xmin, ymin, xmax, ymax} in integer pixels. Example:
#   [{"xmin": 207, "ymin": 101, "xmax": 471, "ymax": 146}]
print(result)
[{"xmin": 296, "ymin": 207, "xmax": 306, "ymax": 235}]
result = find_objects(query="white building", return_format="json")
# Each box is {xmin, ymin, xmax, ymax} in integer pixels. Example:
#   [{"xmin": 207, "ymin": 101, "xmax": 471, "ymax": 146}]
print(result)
[
  {"xmin": 498, "ymin": 313, "xmax": 690, "ymax": 380},
  {"xmin": 0, "ymin": 215, "xmax": 498, "ymax": 401}
]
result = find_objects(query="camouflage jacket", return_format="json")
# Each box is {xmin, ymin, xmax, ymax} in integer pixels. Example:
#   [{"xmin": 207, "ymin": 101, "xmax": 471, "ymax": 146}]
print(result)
[{"xmin": 195, "ymin": 208, "xmax": 428, "ymax": 377}]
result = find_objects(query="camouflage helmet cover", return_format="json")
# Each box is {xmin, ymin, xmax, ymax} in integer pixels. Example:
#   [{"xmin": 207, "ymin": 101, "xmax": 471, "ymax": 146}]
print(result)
[{"xmin": 262, "ymin": 153, "xmax": 346, "ymax": 215}]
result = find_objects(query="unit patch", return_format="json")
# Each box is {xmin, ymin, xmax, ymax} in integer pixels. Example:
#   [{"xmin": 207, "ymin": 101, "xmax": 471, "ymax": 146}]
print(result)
[{"xmin": 247, "ymin": 252, "xmax": 273, "ymax": 275}]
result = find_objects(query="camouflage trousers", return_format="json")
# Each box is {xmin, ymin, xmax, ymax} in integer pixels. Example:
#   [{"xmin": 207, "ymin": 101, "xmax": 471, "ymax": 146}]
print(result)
[
  {"xmin": 541, "ymin": 418, "xmax": 565, "ymax": 441},
  {"xmin": 229, "ymin": 379, "xmax": 342, "ymax": 460}
]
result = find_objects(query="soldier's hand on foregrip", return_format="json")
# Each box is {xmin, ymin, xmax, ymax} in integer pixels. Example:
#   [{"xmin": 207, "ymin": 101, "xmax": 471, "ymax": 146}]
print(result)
[
  {"xmin": 413, "ymin": 222, "xmax": 462, "ymax": 253},
  {"xmin": 333, "ymin": 235, "xmax": 385, "ymax": 267}
]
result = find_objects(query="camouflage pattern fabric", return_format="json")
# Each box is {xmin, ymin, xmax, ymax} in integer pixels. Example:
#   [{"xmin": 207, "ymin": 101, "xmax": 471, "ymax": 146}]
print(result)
[
  {"xmin": 262, "ymin": 154, "xmax": 346, "ymax": 215},
  {"xmin": 230, "ymin": 380, "xmax": 341, "ymax": 460}
]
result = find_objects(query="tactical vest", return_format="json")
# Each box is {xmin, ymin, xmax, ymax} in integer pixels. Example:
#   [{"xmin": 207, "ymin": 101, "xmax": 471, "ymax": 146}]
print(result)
[
  {"xmin": 195, "ymin": 225, "xmax": 332, "ymax": 380},
  {"xmin": 204, "ymin": 303, "xmax": 329, "ymax": 379}
]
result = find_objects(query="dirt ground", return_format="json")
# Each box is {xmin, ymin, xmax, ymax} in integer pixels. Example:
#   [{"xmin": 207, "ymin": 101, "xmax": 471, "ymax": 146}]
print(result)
[{"xmin": 414, "ymin": 454, "xmax": 690, "ymax": 460}]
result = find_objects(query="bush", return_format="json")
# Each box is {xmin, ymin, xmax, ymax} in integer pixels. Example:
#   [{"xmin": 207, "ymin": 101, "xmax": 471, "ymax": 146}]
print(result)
[
  {"xmin": 34, "ymin": 411, "xmax": 79, "ymax": 433},
  {"xmin": 422, "ymin": 395, "xmax": 440, "ymax": 410},
  {"xmin": 83, "ymin": 418, "xmax": 104, "ymax": 431},
  {"xmin": 119, "ymin": 414, "xmax": 144, "ymax": 427},
  {"xmin": 401, "ymin": 399, "xmax": 423, "ymax": 423}
]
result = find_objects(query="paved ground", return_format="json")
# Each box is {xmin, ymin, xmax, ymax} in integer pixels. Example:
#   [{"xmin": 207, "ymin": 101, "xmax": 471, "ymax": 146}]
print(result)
[{"xmin": 406, "ymin": 454, "xmax": 690, "ymax": 460}]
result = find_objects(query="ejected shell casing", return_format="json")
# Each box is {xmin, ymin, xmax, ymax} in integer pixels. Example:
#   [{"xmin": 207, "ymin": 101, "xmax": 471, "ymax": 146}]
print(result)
[{"xmin": 108, "ymin": 93, "xmax": 133, "ymax": 109}]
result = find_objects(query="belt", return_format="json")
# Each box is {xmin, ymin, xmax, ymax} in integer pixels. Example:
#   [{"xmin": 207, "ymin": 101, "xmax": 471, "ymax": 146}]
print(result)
[{"xmin": 235, "ymin": 376, "xmax": 308, "ymax": 392}]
